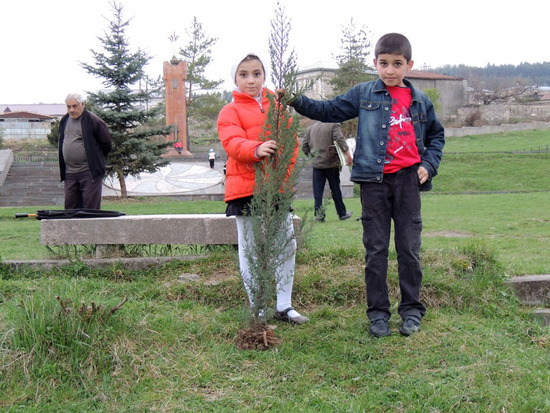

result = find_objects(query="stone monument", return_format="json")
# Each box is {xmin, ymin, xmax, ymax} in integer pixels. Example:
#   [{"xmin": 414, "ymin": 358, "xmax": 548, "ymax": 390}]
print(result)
[{"xmin": 163, "ymin": 59, "xmax": 192, "ymax": 157}]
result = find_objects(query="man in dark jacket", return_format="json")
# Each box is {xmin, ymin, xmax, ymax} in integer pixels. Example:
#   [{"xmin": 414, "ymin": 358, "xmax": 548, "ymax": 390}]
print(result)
[
  {"xmin": 302, "ymin": 121, "xmax": 353, "ymax": 222},
  {"xmin": 59, "ymin": 93, "xmax": 112, "ymax": 209}
]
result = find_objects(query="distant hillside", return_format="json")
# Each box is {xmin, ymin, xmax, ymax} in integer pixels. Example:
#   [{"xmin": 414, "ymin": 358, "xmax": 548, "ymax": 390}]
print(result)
[{"xmin": 433, "ymin": 62, "xmax": 550, "ymax": 86}]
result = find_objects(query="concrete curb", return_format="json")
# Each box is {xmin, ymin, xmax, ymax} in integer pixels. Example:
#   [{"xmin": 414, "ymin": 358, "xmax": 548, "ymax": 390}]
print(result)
[
  {"xmin": 506, "ymin": 274, "xmax": 550, "ymax": 326},
  {"xmin": 506, "ymin": 274, "xmax": 550, "ymax": 306},
  {"xmin": 2, "ymin": 256, "xmax": 202, "ymax": 271}
]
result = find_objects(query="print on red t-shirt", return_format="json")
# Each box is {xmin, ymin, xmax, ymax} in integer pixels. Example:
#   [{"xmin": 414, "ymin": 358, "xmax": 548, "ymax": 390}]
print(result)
[{"xmin": 384, "ymin": 86, "xmax": 421, "ymax": 173}]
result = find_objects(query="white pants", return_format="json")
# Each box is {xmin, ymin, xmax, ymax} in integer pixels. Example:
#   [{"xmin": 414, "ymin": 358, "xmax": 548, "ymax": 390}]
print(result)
[{"xmin": 235, "ymin": 213, "xmax": 296, "ymax": 311}]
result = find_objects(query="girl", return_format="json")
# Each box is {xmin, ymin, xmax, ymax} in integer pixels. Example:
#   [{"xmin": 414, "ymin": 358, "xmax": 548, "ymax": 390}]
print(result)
[{"xmin": 217, "ymin": 53, "xmax": 308, "ymax": 325}]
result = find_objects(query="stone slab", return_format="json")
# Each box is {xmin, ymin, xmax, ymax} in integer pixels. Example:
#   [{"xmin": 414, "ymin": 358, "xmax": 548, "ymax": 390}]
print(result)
[
  {"xmin": 533, "ymin": 308, "xmax": 550, "ymax": 327},
  {"xmin": 506, "ymin": 274, "xmax": 550, "ymax": 306},
  {"xmin": 41, "ymin": 213, "xmax": 302, "ymax": 247}
]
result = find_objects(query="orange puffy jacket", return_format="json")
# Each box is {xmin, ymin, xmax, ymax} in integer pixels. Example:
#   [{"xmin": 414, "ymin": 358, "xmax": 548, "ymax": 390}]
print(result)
[{"xmin": 217, "ymin": 88, "xmax": 298, "ymax": 203}]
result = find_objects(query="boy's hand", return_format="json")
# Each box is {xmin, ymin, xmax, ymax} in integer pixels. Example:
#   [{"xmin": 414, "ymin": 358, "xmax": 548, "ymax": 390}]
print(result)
[
  {"xmin": 345, "ymin": 151, "xmax": 353, "ymax": 166},
  {"xmin": 418, "ymin": 166, "xmax": 429, "ymax": 184},
  {"xmin": 276, "ymin": 88, "xmax": 286, "ymax": 102},
  {"xmin": 276, "ymin": 88, "xmax": 296, "ymax": 105}
]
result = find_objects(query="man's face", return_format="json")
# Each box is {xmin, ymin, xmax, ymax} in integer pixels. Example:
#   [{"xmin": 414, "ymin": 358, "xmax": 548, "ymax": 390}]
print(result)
[{"xmin": 66, "ymin": 98, "xmax": 85, "ymax": 119}]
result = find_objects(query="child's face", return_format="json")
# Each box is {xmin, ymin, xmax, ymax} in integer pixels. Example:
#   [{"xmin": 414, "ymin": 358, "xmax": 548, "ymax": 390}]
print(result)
[
  {"xmin": 373, "ymin": 54, "xmax": 414, "ymax": 87},
  {"xmin": 235, "ymin": 59, "xmax": 265, "ymax": 97}
]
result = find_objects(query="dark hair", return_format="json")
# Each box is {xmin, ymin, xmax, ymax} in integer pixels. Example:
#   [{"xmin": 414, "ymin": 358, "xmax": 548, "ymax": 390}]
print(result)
[{"xmin": 374, "ymin": 33, "xmax": 412, "ymax": 61}]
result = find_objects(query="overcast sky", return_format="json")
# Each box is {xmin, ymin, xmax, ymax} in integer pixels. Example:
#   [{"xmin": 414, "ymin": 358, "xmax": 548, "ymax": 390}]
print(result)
[{"xmin": 1, "ymin": 0, "xmax": 548, "ymax": 104}]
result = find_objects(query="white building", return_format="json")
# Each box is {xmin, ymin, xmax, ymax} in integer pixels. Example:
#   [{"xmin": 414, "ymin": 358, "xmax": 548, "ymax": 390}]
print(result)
[{"xmin": 0, "ymin": 108, "xmax": 56, "ymax": 140}]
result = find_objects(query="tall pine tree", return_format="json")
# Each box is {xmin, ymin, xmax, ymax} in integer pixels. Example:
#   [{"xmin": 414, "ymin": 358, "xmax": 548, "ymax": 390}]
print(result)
[
  {"xmin": 175, "ymin": 17, "xmax": 223, "ymax": 145},
  {"xmin": 80, "ymin": 1, "xmax": 172, "ymax": 197},
  {"xmin": 330, "ymin": 18, "xmax": 374, "ymax": 94},
  {"xmin": 330, "ymin": 19, "xmax": 375, "ymax": 137},
  {"xmin": 178, "ymin": 17, "xmax": 223, "ymax": 109}
]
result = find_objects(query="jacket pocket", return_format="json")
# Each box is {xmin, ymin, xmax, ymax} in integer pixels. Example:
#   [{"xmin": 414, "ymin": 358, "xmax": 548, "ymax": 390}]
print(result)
[{"xmin": 360, "ymin": 101, "xmax": 381, "ymax": 111}]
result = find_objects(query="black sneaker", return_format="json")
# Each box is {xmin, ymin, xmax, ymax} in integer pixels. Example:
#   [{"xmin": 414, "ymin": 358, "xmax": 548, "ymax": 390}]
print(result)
[
  {"xmin": 399, "ymin": 316, "xmax": 421, "ymax": 336},
  {"xmin": 339, "ymin": 212, "xmax": 353, "ymax": 221},
  {"xmin": 369, "ymin": 318, "xmax": 390, "ymax": 337}
]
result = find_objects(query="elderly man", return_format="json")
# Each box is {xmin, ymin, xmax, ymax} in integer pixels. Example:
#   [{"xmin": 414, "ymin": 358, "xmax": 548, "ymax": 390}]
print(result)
[{"xmin": 58, "ymin": 93, "xmax": 112, "ymax": 209}]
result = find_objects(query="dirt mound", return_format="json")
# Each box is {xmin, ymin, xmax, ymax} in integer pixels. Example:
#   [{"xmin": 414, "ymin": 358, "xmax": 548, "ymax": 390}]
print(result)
[{"xmin": 234, "ymin": 323, "xmax": 280, "ymax": 351}]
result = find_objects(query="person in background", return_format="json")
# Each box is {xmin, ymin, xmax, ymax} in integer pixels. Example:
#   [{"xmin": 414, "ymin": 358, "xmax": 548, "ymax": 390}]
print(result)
[
  {"xmin": 284, "ymin": 33, "xmax": 445, "ymax": 337},
  {"xmin": 58, "ymin": 93, "xmax": 112, "ymax": 210},
  {"xmin": 302, "ymin": 121, "xmax": 353, "ymax": 222},
  {"xmin": 217, "ymin": 53, "xmax": 308, "ymax": 324},
  {"xmin": 208, "ymin": 148, "xmax": 216, "ymax": 168}
]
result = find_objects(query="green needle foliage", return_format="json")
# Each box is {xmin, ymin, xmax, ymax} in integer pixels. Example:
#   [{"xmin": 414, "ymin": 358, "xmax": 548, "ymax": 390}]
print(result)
[{"xmin": 243, "ymin": 2, "xmax": 300, "ymax": 324}]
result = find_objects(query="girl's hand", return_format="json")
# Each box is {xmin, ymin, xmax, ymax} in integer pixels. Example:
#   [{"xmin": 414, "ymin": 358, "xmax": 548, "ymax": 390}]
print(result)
[{"xmin": 256, "ymin": 140, "xmax": 277, "ymax": 158}]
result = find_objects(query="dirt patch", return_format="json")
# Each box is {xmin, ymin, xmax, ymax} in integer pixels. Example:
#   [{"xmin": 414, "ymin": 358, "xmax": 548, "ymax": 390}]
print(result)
[
  {"xmin": 204, "ymin": 270, "xmax": 236, "ymax": 286},
  {"xmin": 424, "ymin": 231, "xmax": 473, "ymax": 238},
  {"xmin": 176, "ymin": 269, "xmax": 237, "ymax": 286}
]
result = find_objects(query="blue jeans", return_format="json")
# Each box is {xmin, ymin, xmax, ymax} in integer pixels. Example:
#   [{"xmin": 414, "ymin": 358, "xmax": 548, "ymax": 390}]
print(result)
[
  {"xmin": 360, "ymin": 165, "xmax": 426, "ymax": 321},
  {"xmin": 312, "ymin": 167, "xmax": 347, "ymax": 219}
]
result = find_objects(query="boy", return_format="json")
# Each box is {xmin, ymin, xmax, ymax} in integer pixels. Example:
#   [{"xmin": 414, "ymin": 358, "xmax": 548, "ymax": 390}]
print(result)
[{"xmin": 286, "ymin": 33, "xmax": 445, "ymax": 337}]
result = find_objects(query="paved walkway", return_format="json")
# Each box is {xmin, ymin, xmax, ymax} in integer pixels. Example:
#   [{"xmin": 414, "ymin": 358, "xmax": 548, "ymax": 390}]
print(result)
[
  {"xmin": 102, "ymin": 161, "xmax": 225, "ymax": 198},
  {"xmin": 101, "ymin": 158, "xmax": 352, "ymax": 200}
]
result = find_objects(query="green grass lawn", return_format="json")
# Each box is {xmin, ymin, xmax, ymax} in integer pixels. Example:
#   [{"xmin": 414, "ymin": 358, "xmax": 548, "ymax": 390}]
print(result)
[
  {"xmin": 444, "ymin": 129, "xmax": 550, "ymax": 153},
  {"xmin": 0, "ymin": 130, "xmax": 549, "ymax": 411}
]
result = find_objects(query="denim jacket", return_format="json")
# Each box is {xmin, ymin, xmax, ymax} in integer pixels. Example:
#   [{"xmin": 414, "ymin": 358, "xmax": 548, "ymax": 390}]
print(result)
[{"xmin": 291, "ymin": 78, "xmax": 445, "ymax": 191}]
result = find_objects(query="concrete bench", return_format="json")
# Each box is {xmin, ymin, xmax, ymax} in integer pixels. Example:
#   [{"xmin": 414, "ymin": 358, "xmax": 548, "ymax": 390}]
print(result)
[{"xmin": 41, "ymin": 214, "xmax": 302, "ymax": 258}]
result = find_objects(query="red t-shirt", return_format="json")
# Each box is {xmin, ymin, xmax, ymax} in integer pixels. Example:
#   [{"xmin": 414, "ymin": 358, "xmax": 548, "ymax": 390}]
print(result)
[{"xmin": 384, "ymin": 86, "xmax": 420, "ymax": 173}]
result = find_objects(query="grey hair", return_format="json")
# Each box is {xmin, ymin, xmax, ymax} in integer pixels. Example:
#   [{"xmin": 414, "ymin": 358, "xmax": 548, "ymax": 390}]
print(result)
[{"xmin": 65, "ymin": 93, "xmax": 85, "ymax": 104}]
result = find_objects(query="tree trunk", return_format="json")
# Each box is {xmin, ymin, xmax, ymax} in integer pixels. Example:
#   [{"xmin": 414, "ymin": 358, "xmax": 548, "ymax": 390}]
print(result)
[{"xmin": 117, "ymin": 170, "xmax": 127, "ymax": 198}]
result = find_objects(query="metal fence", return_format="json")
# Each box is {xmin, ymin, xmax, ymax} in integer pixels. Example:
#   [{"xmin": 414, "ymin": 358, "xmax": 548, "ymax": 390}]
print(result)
[{"xmin": 14, "ymin": 151, "xmax": 58, "ymax": 163}]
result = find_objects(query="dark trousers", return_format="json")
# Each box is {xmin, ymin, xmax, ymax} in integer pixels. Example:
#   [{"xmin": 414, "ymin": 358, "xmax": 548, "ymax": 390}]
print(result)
[
  {"xmin": 64, "ymin": 171, "xmax": 103, "ymax": 210},
  {"xmin": 360, "ymin": 165, "xmax": 426, "ymax": 321},
  {"xmin": 312, "ymin": 167, "xmax": 347, "ymax": 218}
]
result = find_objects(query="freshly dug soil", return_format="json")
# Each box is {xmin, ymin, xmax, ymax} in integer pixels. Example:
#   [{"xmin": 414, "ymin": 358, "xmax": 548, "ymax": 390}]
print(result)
[{"xmin": 235, "ymin": 323, "xmax": 280, "ymax": 351}]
